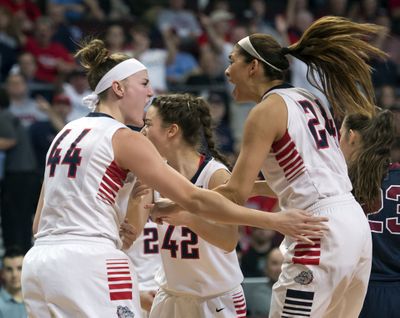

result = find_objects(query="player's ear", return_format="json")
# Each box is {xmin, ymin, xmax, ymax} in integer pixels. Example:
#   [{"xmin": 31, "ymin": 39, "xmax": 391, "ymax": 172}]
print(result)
[
  {"xmin": 348, "ymin": 129, "xmax": 361, "ymax": 146},
  {"xmin": 167, "ymin": 123, "xmax": 179, "ymax": 138}
]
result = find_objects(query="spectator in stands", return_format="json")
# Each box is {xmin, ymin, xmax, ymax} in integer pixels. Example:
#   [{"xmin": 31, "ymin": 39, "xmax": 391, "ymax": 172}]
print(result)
[
  {"xmin": 245, "ymin": 0, "xmax": 282, "ymax": 42},
  {"xmin": 157, "ymin": 0, "xmax": 202, "ymax": 44},
  {"xmin": 245, "ymin": 247, "xmax": 284, "ymax": 317},
  {"xmin": 48, "ymin": 0, "xmax": 105, "ymax": 22},
  {"xmin": 130, "ymin": 24, "xmax": 177, "ymax": 94},
  {"xmin": 62, "ymin": 68, "xmax": 91, "ymax": 121},
  {"xmin": 10, "ymin": 53, "xmax": 39, "ymax": 86},
  {"xmin": 104, "ymin": 23, "xmax": 128, "ymax": 55},
  {"xmin": 165, "ymin": 29, "xmax": 199, "ymax": 89},
  {"xmin": 0, "ymin": 0, "xmax": 41, "ymax": 34},
  {"xmin": 47, "ymin": 3, "xmax": 82, "ymax": 53},
  {"xmin": 30, "ymin": 94, "xmax": 70, "ymax": 177},
  {"xmin": 207, "ymin": 92, "xmax": 235, "ymax": 159},
  {"xmin": 240, "ymin": 228, "xmax": 277, "ymax": 277},
  {"xmin": 0, "ymin": 246, "xmax": 27, "ymax": 318},
  {"xmin": 0, "ymin": 90, "xmax": 39, "ymax": 253},
  {"xmin": 377, "ymin": 84, "xmax": 398, "ymax": 110},
  {"xmin": 23, "ymin": 16, "xmax": 76, "ymax": 83},
  {"xmin": 0, "ymin": 6, "xmax": 21, "ymax": 80},
  {"xmin": 6, "ymin": 74, "xmax": 48, "ymax": 128},
  {"xmin": 198, "ymin": 8, "xmax": 235, "ymax": 70}
]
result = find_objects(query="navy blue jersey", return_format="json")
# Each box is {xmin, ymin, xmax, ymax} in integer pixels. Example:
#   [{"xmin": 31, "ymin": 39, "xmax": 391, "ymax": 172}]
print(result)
[{"xmin": 367, "ymin": 163, "xmax": 400, "ymax": 282}]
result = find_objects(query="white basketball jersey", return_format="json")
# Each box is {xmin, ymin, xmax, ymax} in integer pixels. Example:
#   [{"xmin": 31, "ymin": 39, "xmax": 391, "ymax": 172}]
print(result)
[
  {"xmin": 155, "ymin": 158, "xmax": 243, "ymax": 297},
  {"xmin": 127, "ymin": 220, "xmax": 161, "ymax": 291},
  {"xmin": 262, "ymin": 86, "xmax": 352, "ymax": 210},
  {"xmin": 36, "ymin": 114, "xmax": 136, "ymax": 248}
]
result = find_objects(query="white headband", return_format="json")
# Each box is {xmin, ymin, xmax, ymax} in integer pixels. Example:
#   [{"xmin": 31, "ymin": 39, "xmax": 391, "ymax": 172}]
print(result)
[
  {"xmin": 82, "ymin": 58, "xmax": 147, "ymax": 111},
  {"xmin": 237, "ymin": 36, "xmax": 283, "ymax": 72}
]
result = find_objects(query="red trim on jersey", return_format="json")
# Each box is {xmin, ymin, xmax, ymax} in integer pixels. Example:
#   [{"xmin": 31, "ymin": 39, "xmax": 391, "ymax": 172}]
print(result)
[
  {"xmin": 272, "ymin": 130, "xmax": 291, "ymax": 152},
  {"xmin": 283, "ymin": 156, "xmax": 303, "ymax": 174},
  {"xmin": 107, "ymin": 271, "xmax": 131, "ymax": 275},
  {"xmin": 273, "ymin": 130, "xmax": 306, "ymax": 182},
  {"xmin": 97, "ymin": 160, "xmax": 128, "ymax": 205},
  {"xmin": 108, "ymin": 276, "xmax": 132, "ymax": 282},
  {"xmin": 99, "ymin": 188, "xmax": 115, "ymax": 204},
  {"xmin": 109, "ymin": 283, "xmax": 133, "ymax": 290},
  {"xmin": 110, "ymin": 291, "xmax": 132, "ymax": 301},
  {"xmin": 275, "ymin": 142, "xmax": 295, "ymax": 161},
  {"xmin": 98, "ymin": 193, "xmax": 113, "ymax": 205},
  {"xmin": 103, "ymin": 176, "xmax": 119, "ymax": 192},
  {"xmin": 100, "ymin": 182, "xmax": 117, "ymax": 198},
  {"xmin": 279, "ymin": 148, "xmax": 299, "ymax": 166}
]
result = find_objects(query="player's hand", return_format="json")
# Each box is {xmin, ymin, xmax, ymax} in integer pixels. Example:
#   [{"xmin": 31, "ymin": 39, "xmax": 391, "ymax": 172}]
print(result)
[
  {"xmin": 119, "ymin": 219, "xmax": 137, "ymax": 250},
  {"xmin": 272, "ymin": 210, "xmax": 328, "ymax": 244},
  {"xmin": 146, "ymin": 198, "xmax": 182, "ymax": 224},
  {"xmin": 140, "ymin": 290, "xmax": 156, "ymax": 312},
  {"xmin": 155, "ymin": 209, "xmax": 192, "ymax": 227},
  {"xmin": 130, "ymin": 180, "xmax": 151, "ymax": 200}
]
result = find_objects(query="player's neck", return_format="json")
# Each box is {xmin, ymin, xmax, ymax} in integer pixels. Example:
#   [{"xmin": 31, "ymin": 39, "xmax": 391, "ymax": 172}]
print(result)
[{"xmin": 167, "ymin": 148, "xmax": 201, "ymax": 181}]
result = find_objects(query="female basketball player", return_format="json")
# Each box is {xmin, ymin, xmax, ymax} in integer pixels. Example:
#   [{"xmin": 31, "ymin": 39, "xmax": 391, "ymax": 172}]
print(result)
[
  {"xmin": 20, "ymin": 39, "xmax": 327, "ymax": 318},
  {"xmin": 139, "ymin": 94, "xmax": 246, "ymax": 318},
  {"xmin": 339, "ymin": 110, "xmax": 399, "ymax": 318},
  {"xmin": 152, "ymin": 16, "xmax": 388, "ymax": 317}
]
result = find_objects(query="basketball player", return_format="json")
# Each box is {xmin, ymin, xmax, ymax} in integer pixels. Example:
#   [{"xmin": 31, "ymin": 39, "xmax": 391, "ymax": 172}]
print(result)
[
  {"xmin": 152, "ymin": 16, "xmax": 387, "ymax": 318},
  {"xmin": 127, "ymin": 218, "xmax": 161, "ymax": 318},
  {"xmin": 339, "ymin": 110, "xmax": 398, "ymax": 318},
  {"xmin": 140, "ymin": 94, "xmax": 246, "ymax": 318},
  {"xmin": 20, "ymin": 39, "xmax": 327, "ymax": 318}
]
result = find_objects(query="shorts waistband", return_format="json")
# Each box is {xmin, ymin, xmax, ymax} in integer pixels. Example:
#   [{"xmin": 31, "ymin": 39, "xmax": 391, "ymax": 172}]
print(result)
[
  {"xmin": 160, "ymin": 285, "xmax": 243, "ymax": 301},
  {"xmin": 34, "ymin": 234, "xmax": 117, "ymax": 247},
  {"xmin": 306, "ymin": 193, "xmax": 356, "ymax": 213}
]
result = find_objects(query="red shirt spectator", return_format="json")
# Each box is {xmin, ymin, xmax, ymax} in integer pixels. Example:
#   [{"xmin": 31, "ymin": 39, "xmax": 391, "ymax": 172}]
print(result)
[
  {"xmin": 0, "ymin": 0, "xmax": 41, "ymax": 21},
  {"xmin": 23, "ymin": 17, "xmax": 75, "ymax": 83}
]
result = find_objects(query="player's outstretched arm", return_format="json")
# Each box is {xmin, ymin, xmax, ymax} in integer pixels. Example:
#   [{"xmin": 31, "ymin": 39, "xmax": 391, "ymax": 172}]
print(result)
[{"xmin": 114, "ymin": 128, "xmax": 327, "ymax": 244}]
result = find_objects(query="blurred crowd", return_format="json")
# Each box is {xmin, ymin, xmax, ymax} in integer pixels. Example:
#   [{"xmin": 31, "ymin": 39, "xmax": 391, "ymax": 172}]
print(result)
[{"xmin": 0, "ymin": 0, "xmax": 400, "ymax": 317}]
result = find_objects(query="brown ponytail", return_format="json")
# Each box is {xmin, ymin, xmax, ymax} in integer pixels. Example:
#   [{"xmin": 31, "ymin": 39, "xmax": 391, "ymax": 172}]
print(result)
[
  {"xmin": 240, "ymin": 16, "xmax": 387, "ymax": 120},
  {"xmin": 345, "ymin": 110, "xmax": 394, "ymax": 210}
]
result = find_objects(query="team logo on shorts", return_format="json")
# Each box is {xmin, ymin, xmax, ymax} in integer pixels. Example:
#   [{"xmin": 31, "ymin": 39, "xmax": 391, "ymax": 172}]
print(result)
[
  {"xmin": 294, "ymin": 270, "xmax": 314, "ymax": 285},
  {"xmin": 116, "ymin": 305, "xmax": 134, "ymax": 318}
]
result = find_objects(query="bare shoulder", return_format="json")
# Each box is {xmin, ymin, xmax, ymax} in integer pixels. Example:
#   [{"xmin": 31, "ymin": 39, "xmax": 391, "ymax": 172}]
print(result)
[
  {"xmin": 245, "ymin": 93, "xmax": 288, "ymax": 140},
  {"xmin": 254, "ymin": 93, "xmax": 287, "ymax": 114},
  {"xmin": 209, "ymin": 168, "xmax": 231, "ymax": 189},
  {"xmin": 112, "ymin": 127, "xmax": 159, "ymax": 171}
]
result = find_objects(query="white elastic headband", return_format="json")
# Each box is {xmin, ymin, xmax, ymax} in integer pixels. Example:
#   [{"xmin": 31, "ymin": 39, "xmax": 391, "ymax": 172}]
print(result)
[
  {"xmin": 237, "ymin": 36, "xmax": 283, "ymax": 72},
  {"xmin": 82, "ymin": 58, "xmax": 147, "ymax": 111}
]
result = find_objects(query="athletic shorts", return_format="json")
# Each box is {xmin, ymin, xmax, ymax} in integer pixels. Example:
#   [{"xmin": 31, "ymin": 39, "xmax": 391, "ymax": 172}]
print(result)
[
  {"xmin": 149, "ymin": 285, "xmax": 246, "ymax": 318},
  {"xmin": 22, "ymin": 236, "xmax": 142, "ymax": 318},
  {"xmin": 269, "ymin": 194, "xmax": 372, "ymax": 318}
]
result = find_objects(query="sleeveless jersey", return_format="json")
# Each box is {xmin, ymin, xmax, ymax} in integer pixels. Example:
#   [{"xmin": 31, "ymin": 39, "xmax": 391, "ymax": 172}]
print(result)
[
  {"xmin": 154, "ymin": 158, "xmax": 243, "ymax": 297},
  {"xmin": 368, "ymin": 163, "xmax": 400, "ymax": 282},
  {"xmin": 36, "ymin": 113, "xmax": 135, "ymax": 248},
  {"xmin": 127, "ymin": 220, "xmax": 162, "ymax": 291},
  {"xmin": 261, "ymin": 85, "xmax": 352, "ymax": 210}
]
